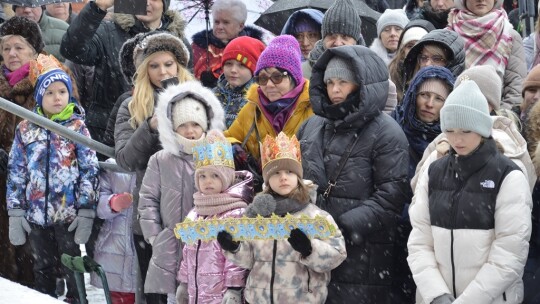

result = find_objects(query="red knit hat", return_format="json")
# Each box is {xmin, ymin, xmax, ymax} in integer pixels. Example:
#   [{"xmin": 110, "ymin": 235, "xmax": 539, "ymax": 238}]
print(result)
[
  {"xmin": 523, "ymin": 65, "xmax": 540, "ymax": 97},
  {"xmin": 217, "ymin": 36, "xmax": 266, "ymax": 75}
]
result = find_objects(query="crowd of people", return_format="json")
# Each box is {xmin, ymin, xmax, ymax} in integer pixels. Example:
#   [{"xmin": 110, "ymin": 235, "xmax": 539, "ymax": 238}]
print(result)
[{"xmin": 0, "ymin": 0, "xmax": 539, "ymax": 303}]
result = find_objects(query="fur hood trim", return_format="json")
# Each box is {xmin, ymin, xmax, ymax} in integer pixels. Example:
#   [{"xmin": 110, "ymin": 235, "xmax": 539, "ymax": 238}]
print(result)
[
  {"xmin": 114, "ymin": 10, "xmax": 187, "ymax": 40},
  {"xmin": 155, "ymin": 80, "xmax": 225, "ymax": 156}
]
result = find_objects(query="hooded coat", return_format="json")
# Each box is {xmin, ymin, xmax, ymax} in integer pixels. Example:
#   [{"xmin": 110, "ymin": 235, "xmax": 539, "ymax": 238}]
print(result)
[
  {"xmin": 137, "ymin": 81, "xmax": 225, "ymax": 294},
  {"xmin": 402, "ymin": 29, "xmax": 465, "ymax": 91},
  {"xmin": 60, "ymin": 2, "xmax": 192, "ymax": 143},
  {"xmin": 297, "ymin": 45, "xmax": 409, "ymax": 303}
]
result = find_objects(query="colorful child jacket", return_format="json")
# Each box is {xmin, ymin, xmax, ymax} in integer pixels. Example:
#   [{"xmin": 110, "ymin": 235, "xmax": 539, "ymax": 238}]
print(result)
[{"xmin": 7, "ymin": 106, "xmax": 99, "ymax": 226}]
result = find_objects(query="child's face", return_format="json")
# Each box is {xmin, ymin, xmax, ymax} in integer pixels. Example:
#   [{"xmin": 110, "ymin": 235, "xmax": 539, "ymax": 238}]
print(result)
[
  {"xmin": 268, "ymin": 170, "xmax": 299, "ymax": 196},
  {"xmin": 42, "ymin": 81, "xmax": 69, "ymax": 117},
  {"xmin": 198, "ymin": 169, "xmax": 223, "ymax": 195},
  {"xmin": 223, "ymin": 60, "xmax": 252, "ymax": 88},
  {"xmin": 175, "ymin": 122, "xmax": 204, "ymax": 140}
]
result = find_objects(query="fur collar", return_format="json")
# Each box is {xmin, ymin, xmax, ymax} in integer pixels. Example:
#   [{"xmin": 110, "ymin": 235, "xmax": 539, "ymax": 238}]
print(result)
[
  {"xmin": 155, "ymin": 80, "xmax": 225, "ymax": 156},
  {"xmin": 114, "ymin": 10, "xmax": 186, "ymax": 40}
]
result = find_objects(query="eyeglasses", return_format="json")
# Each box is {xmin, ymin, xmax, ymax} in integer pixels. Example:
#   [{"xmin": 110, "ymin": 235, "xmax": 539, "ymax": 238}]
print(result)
[
  {"xmin": 254, "ymin": 71, "xmax": 289, "ymax": 86},
  {"xmin": 418, "ymin": 54, "xmax": 446, "ymax": 65}
]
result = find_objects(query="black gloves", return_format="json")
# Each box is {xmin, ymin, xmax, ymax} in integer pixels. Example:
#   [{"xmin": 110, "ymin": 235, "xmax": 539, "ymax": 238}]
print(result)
[
  {"xmin": 0, "ymin": 148, "xmax": 8, "ymax": 177},
  {"xmin": 288, "ymin": 228, "xmax": 312, "ymax": 258},
  {"xmin": 218, "ymin": 230, "xmax": 240, "ymax": 252},
  {"xmin": 200, "ymin": 70, "xmax": 217, "ymax": 88}
]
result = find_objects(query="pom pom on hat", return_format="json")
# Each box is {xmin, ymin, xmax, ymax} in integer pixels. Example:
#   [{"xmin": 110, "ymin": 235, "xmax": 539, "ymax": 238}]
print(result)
[
  {"xmin": 255, "ymin": 35, "xmax": 303, "ymax": 86},
  {"xmin": 219, "ymin": 36, "xmax": 266, "ymax": 75},
  {"xmin": 440, "ymin": 80, "xmax": 492, "ymax": 138}
]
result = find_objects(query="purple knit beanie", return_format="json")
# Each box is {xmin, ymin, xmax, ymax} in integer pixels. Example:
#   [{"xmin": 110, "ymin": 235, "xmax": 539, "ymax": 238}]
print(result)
[{"xmin": 255, "ymin": 35, "xmax": 303, "ymax": 86}]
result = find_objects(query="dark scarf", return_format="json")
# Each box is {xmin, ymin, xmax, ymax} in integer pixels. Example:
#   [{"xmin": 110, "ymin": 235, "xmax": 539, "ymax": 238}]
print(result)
[
  {"xmin": 422, "ymin": 2, "xmax": 451, "ymax": 29},
  {"xmin": 320, "ymin": 89, "xmax": 361, "ymax": 121}
]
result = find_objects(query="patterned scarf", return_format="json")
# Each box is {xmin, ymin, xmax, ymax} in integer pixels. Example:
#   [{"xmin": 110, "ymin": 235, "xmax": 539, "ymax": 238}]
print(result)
[{"xmin": 447, "ymin": 8, "xmax": 512, "ymax": 77}]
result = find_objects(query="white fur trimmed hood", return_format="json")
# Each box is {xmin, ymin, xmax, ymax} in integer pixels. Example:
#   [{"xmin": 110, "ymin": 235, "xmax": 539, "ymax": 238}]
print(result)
[{"xmin": 155, "ymin": 80, "xmax": 225, "ymax": 156}]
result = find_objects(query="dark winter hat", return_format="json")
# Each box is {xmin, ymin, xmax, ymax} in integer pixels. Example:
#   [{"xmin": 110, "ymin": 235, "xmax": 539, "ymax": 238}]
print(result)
[
  {"xmin": 34, "ymin": 69, "xmax": 73, "ymax": 107},
  {"xmin": 440, "ymin": 80, "xmax": 492, "ymax": 138},
  {"xmin": 119, "ymin": 31, "xmax": 162, "ymax": 85},
  {"xmin": 0, "ymin": 16, "xmax": 44, "ymax": 54},
  {"xmin": 163, "ymin": 0, "xmax": 170, "ymax": 11},
  {"xmin": 133, "ymin": 32, "xmax": 190, "ymax": 69},
  {"xmin": 255, "ymin": 35, "xmax": 303, "ymax": 86},
  {"xmin": 219, "ymin": 36, "xmax": 266, "ymax": 75},
  {"xmin": 321, "ymin": 0, "xmax": 362, "ymax": 42},
  {"xmin": 323, "ymin": 56, "xmax": 357, "ymax": 85},
  {"xmin": 523, "ymin": 65, "xmax": 540, "ymax": 97}
]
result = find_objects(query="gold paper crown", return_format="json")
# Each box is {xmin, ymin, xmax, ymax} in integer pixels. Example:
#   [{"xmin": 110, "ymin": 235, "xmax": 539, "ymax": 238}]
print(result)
[
  {"xmin": 192, "ymin": 132, "xmax": 234, "ymax": 169},
  {"xmin": 29, "ymin": 54, "xmax": 64, "ymax": 86},
  {"xmin": 260, "ymin": 132, "xmax": 301, "ymax": 170}
]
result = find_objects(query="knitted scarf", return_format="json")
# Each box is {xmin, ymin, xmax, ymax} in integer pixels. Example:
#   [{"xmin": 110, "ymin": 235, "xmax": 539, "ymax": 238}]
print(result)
[
  {"xmin": 447, "ymin": 8, "xmax": 512, "ymax": 77},
  {"xmin": 193, "ymin": 192, "xmax": 247, "ymax": 216}
]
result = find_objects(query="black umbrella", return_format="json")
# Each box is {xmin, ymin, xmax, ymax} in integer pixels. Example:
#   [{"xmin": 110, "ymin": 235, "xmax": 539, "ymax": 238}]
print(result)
[
  {"xmin": 254, "ymin": 0, "xmax": 381, "ymax": 46},
  {"xmin": 2, "ymin": 0, "xmax": 84, "ymax": 7}
]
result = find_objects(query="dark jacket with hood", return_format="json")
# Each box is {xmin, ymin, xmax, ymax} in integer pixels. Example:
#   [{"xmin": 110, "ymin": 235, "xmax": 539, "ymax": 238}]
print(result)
[
  {"xmin": 297, "ymin": 45, "xmax": 409, "ymax": 304},
  {"xmin": 402, "ymin": 29, "xmax": 465, "ymax": 93},
  {"xmin": 412, "ymin": 1, "xmax": 451, "ymax": 29},
  {"xmin": 60, "ymin": 2, "xmax": 193, "ymax": 143},
  {"xmin": 393, "ymin": 66, "xmax": 455, "ymax": 180}
]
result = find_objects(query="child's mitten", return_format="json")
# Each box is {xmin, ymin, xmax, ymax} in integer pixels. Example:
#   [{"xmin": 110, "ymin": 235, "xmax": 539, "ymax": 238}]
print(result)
[
  {"xmin": 8, "ymin": 209, "xmax": 31, "ymax": 246},
  {"xmin": 68, "ymin": 209, "xmax": 95, "ymax": 244},
  {"xmin": 222, "ymin": 287, "xmax": 242, "ymax": 304},
  {"xmin": 109, "ymin": 193, "xmax": 133, "ymax": 212},
  {"xmin": 217, "ymin": 230, "xmax": 239, "ymax": 252},
  {"xmin": 287, "ymin": 228, "xmax": 312, "ymax": 258},
  {"xmin": 176, "ymin": 282, "xmax": 188, "ymax": 304}
]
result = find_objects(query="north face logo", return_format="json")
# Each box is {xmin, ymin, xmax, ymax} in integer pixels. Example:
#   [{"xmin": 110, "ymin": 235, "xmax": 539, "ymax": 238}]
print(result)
[{"xmin": 480, "ymin": 180, "xmax": 495, "ymax": 188}]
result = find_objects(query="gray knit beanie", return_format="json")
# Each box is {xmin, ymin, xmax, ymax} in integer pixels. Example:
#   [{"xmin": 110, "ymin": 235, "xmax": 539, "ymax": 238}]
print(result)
[
  {"xmin": 323, "ymin": 56, "xmax": 358, "ymax": 85},
  {"xmin": 321, "ymin": 0, "xmax": 362, "ymax": 42},
  {"xmin": 376, "ymin": 9, "xmax": 409, "ymax": 38},
  {"xmin": 440, "ymin": 80, "xmax": 492, "ymax": 138},
  {"xmin": 454, "ymin": 65, "xmax": 502, "ymax": 111}
]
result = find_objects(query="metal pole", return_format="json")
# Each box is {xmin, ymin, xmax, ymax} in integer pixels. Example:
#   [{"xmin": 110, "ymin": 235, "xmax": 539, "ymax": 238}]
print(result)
[{"xmin": 0, "ymin": 97, "xmax": 115, "ymax": 159}]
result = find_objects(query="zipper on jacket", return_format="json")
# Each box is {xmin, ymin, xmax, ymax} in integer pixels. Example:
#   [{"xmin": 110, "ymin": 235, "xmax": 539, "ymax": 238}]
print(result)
[
  {"xmin": 306, "ymin": 266, "xmax": 311, "ymax": 293},
  {"xmin": 194, "ymin": 239, "xmax": 202, "ymax": 304},
  {"xmin": 269, "ymin": 240, "xmax": 277, "ymax": 304},
  {"xmin": 44, "ymin": 130, "xmax": 51, "ymax": 226},
  {"xmin": 503, "ymin": 292, "xmax": 506, "ymax": 301},
  {"xmin": 450, "ymin": 157, "xmax": 467, "ymax": 299}
]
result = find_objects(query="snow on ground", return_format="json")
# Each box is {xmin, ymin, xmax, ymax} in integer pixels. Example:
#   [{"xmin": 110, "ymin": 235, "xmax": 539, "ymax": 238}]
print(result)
[{"xmin": 0, "ymin": 277, "xmax": 65, "ymax": 304}]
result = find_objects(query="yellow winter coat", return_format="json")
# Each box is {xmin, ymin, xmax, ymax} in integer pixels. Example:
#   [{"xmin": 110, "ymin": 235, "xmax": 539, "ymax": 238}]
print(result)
[{"xmin": 224, "ymin": 80, "xmax": 313, "ymax": 160}]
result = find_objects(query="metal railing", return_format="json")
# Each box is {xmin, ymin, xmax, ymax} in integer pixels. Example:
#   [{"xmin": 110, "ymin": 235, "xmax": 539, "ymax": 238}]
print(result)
[{"xmin": 0, "ymin": 96, "xmax": 131, "ymax": 173}]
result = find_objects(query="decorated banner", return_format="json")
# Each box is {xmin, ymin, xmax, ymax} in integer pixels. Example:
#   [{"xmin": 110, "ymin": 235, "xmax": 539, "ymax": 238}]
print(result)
[{"xmin": 174, "ymin": 214, "xmax": 337, "ymax": 245}]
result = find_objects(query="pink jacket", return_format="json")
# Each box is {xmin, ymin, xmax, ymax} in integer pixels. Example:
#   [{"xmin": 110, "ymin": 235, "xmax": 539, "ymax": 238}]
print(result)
[{"xmin": 178, "ymin": 208, "xmax": 247, "ymax": 303}]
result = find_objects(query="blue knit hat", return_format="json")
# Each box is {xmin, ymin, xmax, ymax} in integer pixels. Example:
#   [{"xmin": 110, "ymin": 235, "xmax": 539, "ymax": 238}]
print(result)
[
  {"xmin": 34, "ymin": 69, "xmax": 73, "ymax": 107},
  {"xmin": 255, "ymin": 35, "xmax": 303, "ymax": 86}
]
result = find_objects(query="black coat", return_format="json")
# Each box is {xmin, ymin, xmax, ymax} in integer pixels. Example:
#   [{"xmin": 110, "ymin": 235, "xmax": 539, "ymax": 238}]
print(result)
[
  {"xmin": 60, "ymin": 2, "xmax": 192, "ymax": 144},
  {"xmin": 298, "ymin": 46, "xmax": 410, "ymax": 303}
]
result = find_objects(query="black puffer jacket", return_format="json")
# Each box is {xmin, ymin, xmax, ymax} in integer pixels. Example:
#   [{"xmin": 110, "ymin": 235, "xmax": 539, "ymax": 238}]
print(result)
[
  {"xmin": 60, "ymin": 2, "xmax": 192, "ymax": 144},
  {"xmin": 402, "ymin": 29, "xmax": 465, "ymax": 92},
  {"xmin": 297, "ymin": 46, "xmax": 409, "ymax": 304}
]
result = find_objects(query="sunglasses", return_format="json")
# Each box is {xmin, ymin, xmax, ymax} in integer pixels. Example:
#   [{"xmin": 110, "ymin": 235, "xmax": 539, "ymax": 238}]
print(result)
[{"xmin": 254, "ymin": 71, "xmax": 289, "ymax": 86}]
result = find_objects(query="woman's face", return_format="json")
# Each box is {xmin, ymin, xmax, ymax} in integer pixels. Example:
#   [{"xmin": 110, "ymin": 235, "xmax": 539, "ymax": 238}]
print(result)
[
  {"xmin": 445, "ymin": 128, "xmax": 482, "ymax": 156},
  {"xmin": 323, "ymin": 34, "xmax": 357, "ymax": 49},
  {"xmin": 136, "ymin": 0, "xmax": 163, "ymax": 27},
  {"xmin": 147, "ymin": 51, "xmax": 178, "ymax": 88},
  {"xmin": 415, "ymin": 91, "xmax": 446, "ymax": 123},
  {"xmin": 257, "ymin": 68, "xmax": 294, "ymax": 102},
  {"xmin": 326, "ymin": 78, "xmax": 359, "ymax": 104},
  {"xmin": 213, "ymin": 10, "xmax": 244, "ymax": 43},
  {"xmin": 223, "ymin": 60, "xmax": 252, "ymax": 88},
  {"xmin": 466, "ymin": 0, "xmax": 495, "ymax": 16},
  {"xmin": 381, "ymin": 25, "xmax": 403, "ymax": 53},
  {"xmin": 295, "ymin": 31, "xmax": 320, "ymax": 59},
  {"xmin": 418, "ymin": 46, "xmax": 447, "ymax": 68},
  {"xmin": 522, "ymin": 87, "xmax": 540, "ymax": 115},
  {"xmin": 402, "ymin": 40, "xmax": 417, "ymax": 57},
  {"xmin": 2, "ymin": 36, "xmax": 36, "ymax": 71}
]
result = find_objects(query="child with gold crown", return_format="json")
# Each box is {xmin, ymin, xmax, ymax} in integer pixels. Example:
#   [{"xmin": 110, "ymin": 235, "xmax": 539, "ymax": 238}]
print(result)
[
  {"xmin": 176, "ymin": 129, "xmax": 251, "ymax": 304},
  {"xmin": 6, "ymin": 54, "xmax": 99, "ymax": 302},
  {"xmin": 217, "ymin": 132, "xmax": 347, "ymax": 304}
]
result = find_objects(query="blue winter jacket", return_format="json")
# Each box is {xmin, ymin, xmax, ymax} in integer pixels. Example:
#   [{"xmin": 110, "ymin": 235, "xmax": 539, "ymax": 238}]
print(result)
[{"xmin": 7, "ymin": 105, "xmax": 99, "ymax": 226}]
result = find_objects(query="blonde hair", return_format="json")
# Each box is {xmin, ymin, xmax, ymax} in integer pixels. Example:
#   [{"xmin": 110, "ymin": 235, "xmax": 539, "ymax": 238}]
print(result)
[
  {"xmin": 264, "ymin": 176, "xmax": 311, "ymax": 204},
  {"xmin": 129, "ymin": 52, "xmax": 194, "ymax": 128},
  {"xmin": 1, "ymin": 34, "xmax": 37, "ymax": 55}
]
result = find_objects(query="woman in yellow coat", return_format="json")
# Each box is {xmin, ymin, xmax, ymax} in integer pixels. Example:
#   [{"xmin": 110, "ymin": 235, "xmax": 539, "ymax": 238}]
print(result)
[{"xmin": 224, "ymin": 35, "xmax": 313, "ymax": 189}]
